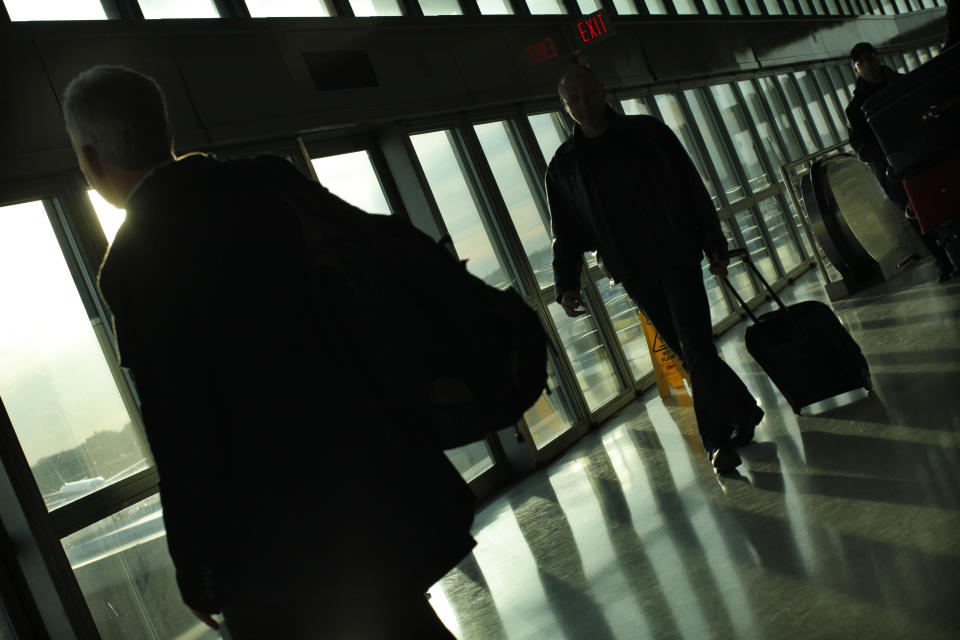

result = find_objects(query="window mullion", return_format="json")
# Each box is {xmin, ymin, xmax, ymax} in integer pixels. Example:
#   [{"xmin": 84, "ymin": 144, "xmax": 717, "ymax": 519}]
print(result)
[
  {"xmin": 731, "ymin": 82, "xmax": 807, "ymax": 262},
  {"xmin": 697, "ymin": 88, "xmax": 787, "ymax": 281}
]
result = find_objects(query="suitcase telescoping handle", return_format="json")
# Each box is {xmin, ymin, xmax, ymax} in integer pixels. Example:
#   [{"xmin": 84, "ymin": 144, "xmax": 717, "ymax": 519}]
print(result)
[{"xmin": 719, "ymin": 248, "xmax": 788, "ymax": 324}]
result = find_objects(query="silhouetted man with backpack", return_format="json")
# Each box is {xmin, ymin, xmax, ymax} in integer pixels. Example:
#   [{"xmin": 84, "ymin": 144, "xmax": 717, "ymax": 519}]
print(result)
[{"xmin": 64, "ymin": 65, "xmax": 484, "ymax": 640}]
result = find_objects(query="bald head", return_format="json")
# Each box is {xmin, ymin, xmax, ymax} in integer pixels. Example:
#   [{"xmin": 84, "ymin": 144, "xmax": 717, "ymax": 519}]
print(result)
[
  {"xmin": 558, "ymin": 65, "xmax": 609, "ymax": 137},
  {"xmin": 558, "ymin": 65, "xmax": 602, "ymax": 99}
]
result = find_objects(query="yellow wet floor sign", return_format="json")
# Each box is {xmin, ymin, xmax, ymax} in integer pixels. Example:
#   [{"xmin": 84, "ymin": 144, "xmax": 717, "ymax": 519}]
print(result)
[{"xmin": 639, "ymin": 311, "xmax": 690, "ymax": 399}]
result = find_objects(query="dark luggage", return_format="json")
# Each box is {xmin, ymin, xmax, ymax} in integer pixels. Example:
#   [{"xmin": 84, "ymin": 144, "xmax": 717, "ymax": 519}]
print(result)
[
  {"xmin": 902, "ymin": 150, "xmax": 960, "ymax": 233},
  {"xmin": 863, "ymin": 45, "xmax": 960, "ymax": 176},
  {"xmin": 721, "ymin": 249, "xmax": 872, "ymax": 414}
]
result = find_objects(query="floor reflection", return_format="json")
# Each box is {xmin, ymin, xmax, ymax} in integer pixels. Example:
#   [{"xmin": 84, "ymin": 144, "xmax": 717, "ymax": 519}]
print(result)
[{"xmin": 438, "ymin": 263, "xmax": 960, "ymax": 639}]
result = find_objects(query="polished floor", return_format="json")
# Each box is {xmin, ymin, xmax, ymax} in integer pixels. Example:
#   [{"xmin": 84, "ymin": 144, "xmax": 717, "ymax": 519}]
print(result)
[{"xmin": 428, "ymin": 260, "xmax": 960, "ymax": 640}]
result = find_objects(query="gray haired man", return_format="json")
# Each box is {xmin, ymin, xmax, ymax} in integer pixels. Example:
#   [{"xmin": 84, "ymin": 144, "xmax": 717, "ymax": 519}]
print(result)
[{"xmin": 64, "ymin": 66, "xmax": 473, "ymax": 639}]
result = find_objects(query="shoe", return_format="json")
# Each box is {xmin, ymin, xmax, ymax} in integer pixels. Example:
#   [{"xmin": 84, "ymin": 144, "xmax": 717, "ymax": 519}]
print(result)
[
  {"xmin": 730, "ymin": 405, "xmax": 764, "ymax": 448},
  {"xmin": 710, "ymin": 448, "xmax": 742, "ymax": 474}
]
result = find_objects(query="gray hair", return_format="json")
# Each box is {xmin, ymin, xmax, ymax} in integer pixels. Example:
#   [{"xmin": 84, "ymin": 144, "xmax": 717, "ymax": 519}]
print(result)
[{"xmin": 63, "ymin": 65, "xmax": 172, "ymax": 170}]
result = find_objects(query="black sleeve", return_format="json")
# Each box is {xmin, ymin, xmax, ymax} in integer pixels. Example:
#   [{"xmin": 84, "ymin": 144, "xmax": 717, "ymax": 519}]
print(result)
[
  {"xmin": 846, "ymin": 96, "xmax": 885, "ymax": 165},
  {"xmin": 100, "ymin": 233, "xmax": 230, "ymax": 613},
  {"xmin": 546, "ymin": 165, "xmax": 591, "ymax": 302}
]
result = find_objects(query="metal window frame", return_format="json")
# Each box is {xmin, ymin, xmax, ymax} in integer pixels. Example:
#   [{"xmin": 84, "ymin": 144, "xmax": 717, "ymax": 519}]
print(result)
[
  {"xmin": 702, "ymin": 84, "xmax": 788, "ymax": 279},
  {"xmin": 681, "ymin": 88, "xmax": 775, "ymax": 297},
  {"xmin": 452, "ymin": 124, "xmax": 602, "ymax": 455},
  {"xmin": 730, "ymin": 81, "xmax": 809, "ymax": 264}
]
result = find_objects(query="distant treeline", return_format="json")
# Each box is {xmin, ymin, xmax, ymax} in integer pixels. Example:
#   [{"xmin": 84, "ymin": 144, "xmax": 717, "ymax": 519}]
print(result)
[{"xmin": 31, "ymin": 423, "xmax": 146, "ymax": 496}]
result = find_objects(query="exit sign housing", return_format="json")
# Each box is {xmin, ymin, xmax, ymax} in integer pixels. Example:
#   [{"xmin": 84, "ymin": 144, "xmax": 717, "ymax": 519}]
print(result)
[{"xmin": 573, "ymin": 10, "xmax": 614, "ymax": 47}]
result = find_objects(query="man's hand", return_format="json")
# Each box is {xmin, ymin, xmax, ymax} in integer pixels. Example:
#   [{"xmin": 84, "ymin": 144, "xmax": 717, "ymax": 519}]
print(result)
[
  {"xmin": 708, "ymin": 252, "xmax": 729, "ymax": 278},
  {"xmin": 560, "ymin": 290, "xmax": 587, "ymax": 318},
  {"xmin": 191, "ymin": 609, "xmax": 220, "ymax": 631}
]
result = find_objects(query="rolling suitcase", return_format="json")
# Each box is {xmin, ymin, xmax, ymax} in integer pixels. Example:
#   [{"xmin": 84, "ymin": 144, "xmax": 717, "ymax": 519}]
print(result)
[
  {"xmin": 721, "ymin": 249, "xmax": 872, "ymax": 415},
  {"xmin": 863, "ymin": 44, "xmax": 960, "ymax": 177}
]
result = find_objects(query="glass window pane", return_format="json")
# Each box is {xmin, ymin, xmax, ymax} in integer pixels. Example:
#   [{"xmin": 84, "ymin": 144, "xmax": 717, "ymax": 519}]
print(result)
[
  {"xmin": 548, "ymin": 305, "xmax": 624, "ymax": 410},
  {"xmin": 756, "ymin": 77, "xmax": 806, "ymax": 162},
  {"xmin": 794, "ymin": 71, "xmax": 839, "ymax": 147},
  {"xmin": 701, "ymin": 261, "xmax": 732, "ymax": 326},
  {"xmin": 595, "ymin": 278, "xmax": 653, "ymax": 380},
  {"xmin": 838, "ymin": 65, "xmax": 858, "ymax": 96},
  {"xmin": 758, "ymin": 197, "xmax": 802, "ymax": 272},
  {"xmin": 612, "ymin": 0, "xmax": 639, "ymax": 13},
  {"xmin": 445, "ymin": 441, "xmax": 494, "ymax": 480},
  {"xmin": 703, "ymin": 0, "xmax": 723, "ymax": 12},
  {"xmin": 138, "ymin": 0, "xmax": 219, "ymax": 18},
  {"xmin": 826, "ymin": 66, "xmax": 852, "ymax": 105},
  {"xmin": 824, "ymin": 0, "xmax": 839, "ymax": 11},
  {"xmin": 63, "ymin": 494, "xmax": 218, "ymax": 640},
  {"xmin": 721, "ymin": 220, "xmax": 757, "ymax": 299},
  {"xmin": 349, "ymin": 0, "xmax": 403, "ymax": 15},
  {"xmin": 420, "ymin": 0, "xmax": 463, "ymax": 13},
  {"xmin": 783, "ymin": 0, "xmax": 799, "ymax": 14},
  {"xmin": 763, "ymin": 0, "xmax": 784, "ymax": 12},
  {"xmin": 917, "ymin": 48, "xmax": 931, "ymax": 65},
  {"xmin": 523, "ymin": 340, "xmax": 578, "ymax": 449},
  {"xmin": 245, "ymin": 0, "xmax": 334, "ymax": 16},
  {"xmin": 4, "ymin": 0, "xmax": 106, "ymax": 19},
  {"xmin": 710, "ymin": 84, "xmax": 770, "ymax": 193},
  {"xmin": 796, "ymin": 0, "xmax": 812, "ymax": 11},
  {"xmin": 643, "ymin": 0, "xmax": 669, "ymax": 13},
  {"xmin": 654, "ymin": 93, "xmax": 722, "ymax": 209},
  {"xmin": 683, "ymin": 89, "xmax": 746, "ymax": 203},
  {"xmin": 880, "ymin": 0, "xmax": 895, "ymax": 13},
  {"xmin": 744, "ymin": 0, "xmax": 764, "ymax": 12},
  {"xmin": 738, "ymin": 80, "xmax": 788, "ymax": 170},
  {"xmin": 812, "ymin": 68, "xmax": 849, "ymax": 140},
  {"xmin": 528, "ymin": 112, "xmax": 568, "ymax": 164},
  {"xmin": 474, "ymin": 122, "xmax": 554, "ymax": 290},
  {"xmin": 577, "ymin": 0, "xmax": 602, "ymax": 11},
  {"xmin": 724, "ymin": 0, "xmax": 744, "ymax": 13},
  {"xmin": 775, "ymin": 75, "xmax": 821, "ymax": 154},
  {"xmin": 673, "ymin": 0, "xmax": 699, "ymax": 12},
  {"xmin": 411, "ymin": 131, "xmax": 513, "ymax": 290},
  {"xmin": 0, "ymin": 202, "xmax": 150, "ymax": 511},
  {"xmin": 620, "ymin": 98, "xmax": 652, "ymax": 116},
  {"xmin": 478, "ymin": 0, "xmax": 513, "ymax": 12},
  {"xmin": 311, "ymin": 151, "xmax": 391, "ymax": 215},
  {"xmin": 527, "ymin": 0, "xmax": 567, "ymax": 13},
  {"xmin": 734, "ymin": 210, "xmax": 778, "ymax": 282},
  {"xmin": 894, "ymin": 0, "xmax": 909, "ymax": 10}
]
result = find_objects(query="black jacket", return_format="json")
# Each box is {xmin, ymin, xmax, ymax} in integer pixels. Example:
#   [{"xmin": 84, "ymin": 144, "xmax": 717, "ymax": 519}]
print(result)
[
  {"xmin": 98, "ymin": 154, "xmax": 476, "ymax": 612},
  {"xmin": 845, "ymin": 66, "xmax": 903, "ymax": 166},
  {"xmin": 546, "ymin": 111, "xmax": 726, "ymax": 300}
]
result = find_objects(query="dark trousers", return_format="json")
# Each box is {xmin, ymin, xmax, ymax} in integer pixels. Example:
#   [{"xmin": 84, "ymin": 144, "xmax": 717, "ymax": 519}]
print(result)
[
  {"xmin": 221, "ymin": 592, "xmax": 455, "ymax": 640},
  {"xmin": 622, "ymin": 260, "xmax": 757, "ymax": 452}
]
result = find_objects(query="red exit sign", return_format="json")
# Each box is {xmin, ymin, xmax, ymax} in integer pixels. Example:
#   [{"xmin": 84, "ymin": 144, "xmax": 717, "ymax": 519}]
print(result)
[
  {"xmin": 575, "ymin": 10, "xmax": 613, "ymax": 45},
  {"xmin": 526, "ymin": 37, "xmax": 559, "ymax": 66}
]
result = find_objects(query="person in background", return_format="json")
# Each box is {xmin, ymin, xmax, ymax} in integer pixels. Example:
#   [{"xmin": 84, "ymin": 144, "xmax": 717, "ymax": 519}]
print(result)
[
  {"xmin": 546, "ymin": 65, "xmax": 764, "ymax": 474},
  {"xmin": 63, "ymin": 65, "xmax": 474, "ymax": 639},
  {"xmin": 845, "ymin": 42, "xmax": 955, "ymax": 282}
]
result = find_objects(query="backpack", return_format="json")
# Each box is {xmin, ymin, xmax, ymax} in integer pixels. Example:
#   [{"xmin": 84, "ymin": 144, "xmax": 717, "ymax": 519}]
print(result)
[{"xmin": 248, "ymin": 156, "xmax": 548, "ymax": 449}]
